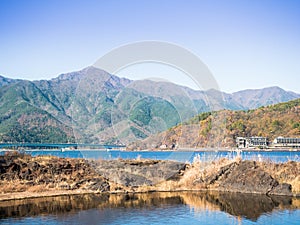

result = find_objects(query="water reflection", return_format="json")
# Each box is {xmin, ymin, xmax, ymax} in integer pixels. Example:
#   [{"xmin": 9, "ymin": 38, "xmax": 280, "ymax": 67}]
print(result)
[
  {"xmin": 0, "ymin": 192, "xmax": 299, "ymax": 223},
  {"xmin": 184, "ymin": 192, "xmax": 298, "ymax": 221}
]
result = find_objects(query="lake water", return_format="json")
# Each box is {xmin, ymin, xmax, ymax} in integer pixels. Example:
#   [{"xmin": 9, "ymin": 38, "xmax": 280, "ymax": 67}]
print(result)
[
  {"xmin": 0, "ymin": 192, "xmax": 299, "ymax": 225},
  {"xmin": 12, "ymin": 149, "xmax": 300, "ymax": 163}
]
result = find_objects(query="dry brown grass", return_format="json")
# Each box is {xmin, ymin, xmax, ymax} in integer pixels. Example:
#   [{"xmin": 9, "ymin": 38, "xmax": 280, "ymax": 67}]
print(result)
[
  {"xmin": 258, "ymin": 161, "xmax": 300, "ymax": 194},
  {"xmin": 290, "ymin": 176, "xmax": 300, "ymax": 193},
  {"xmin": 153, "ymin": 157, "xmax": 300, "ymax": 195},
  {"xmin": 152, "ymin": 157, "xmax": 240, "ymax": 192},
  {"xmin": 0, "ymin": 180, "xmax": 51, "ymax": 193},
  {"xmin": 0, "ymin": 181, "xmax": 28, "ymax": 193},
  {"xmin": 1, "ymin": 153, "xmax": 299, "ymax": 197},
  {"xmin": 154, "ymin": 180, "xmax": 178, "ymax": 191},
  {"xmin": 27, "ymin": 184, "xmax": 49, "ymax": 192},
  {"xmin": 176, "ymin": 157, "xmax": 239, "ymax": 190}
]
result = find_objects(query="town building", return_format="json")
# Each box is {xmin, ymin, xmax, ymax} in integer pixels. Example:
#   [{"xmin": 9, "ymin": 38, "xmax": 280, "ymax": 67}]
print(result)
[
  {"xmin": 273, "ymin": 137, "xmax": 300, "ymax": 148},
  {"xmin": 237, "ymin": 136, "xmax": 300, "ymax": 149},
  {"xmin": 236, "ymin": 136, "xmax": 268, "ymax": 148},
  {"xmin": 248, "ymin": 137, "xmax": 268, "ymax": 148},
  {"xmin": 236, "ymin": 137, "xmax": 247, "ymax": 148}
]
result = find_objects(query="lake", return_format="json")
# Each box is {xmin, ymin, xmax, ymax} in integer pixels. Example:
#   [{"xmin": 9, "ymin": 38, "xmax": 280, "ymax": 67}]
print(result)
[
  {"xmin": 11, "ymin": 149, "xmax": 300, "ymax": 163},
  {"xmin": 0, "ymin": 192, "xmax": 299, "ymax": 225}
]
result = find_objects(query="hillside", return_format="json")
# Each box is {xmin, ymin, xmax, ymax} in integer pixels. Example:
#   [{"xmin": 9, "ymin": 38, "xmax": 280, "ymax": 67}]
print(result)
[
  {"xmin": 0, "ymin": 81, "xmax": 74, "ymax": 143},
  {"xmin": 0, "ymin": 67, "xmax": 299, "ymax": 144},
  {"xmin": 128, "ymin": 98, "xmax": 300, "ymax": 149},
  {"xmin": 0, "ymin": 67, "xmax": 201, "ymax": 144}
]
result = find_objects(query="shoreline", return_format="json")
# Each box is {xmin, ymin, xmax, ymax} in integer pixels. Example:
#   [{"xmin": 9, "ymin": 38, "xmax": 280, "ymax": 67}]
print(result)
[
  {"xmin": 0, "ymin": 190, "xmax": 96, "ymax": 202},
  {"xmin": 1, "ymin": 188, "xmax": 299, "ymax": 203},
  {"xmin": 0, "ymin": 153, "xmax": 299, "ymax": 202}
]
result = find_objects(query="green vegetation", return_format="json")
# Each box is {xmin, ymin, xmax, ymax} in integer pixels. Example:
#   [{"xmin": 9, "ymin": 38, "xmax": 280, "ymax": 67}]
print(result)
[
  {"xmin": 0, "ymin": 103, "xmax": 74, "ymax": 143},
  {"xmin": 184, "ymin": 112, "xmax": 212, "ymax": 125},
  {"xmin": 129, "ymin": 97, "xmax": 180, "ymax": 128},
  {"xmin": 130, "ymin": 126, "xmax": 148, "ymax": 139},
  {"xmin": 0, "ymin": 82, "xmax": 74, "ymax": 143},
  {"xmin": 128, "ymin": 97, "xmax": 181, "ymax": 139}
]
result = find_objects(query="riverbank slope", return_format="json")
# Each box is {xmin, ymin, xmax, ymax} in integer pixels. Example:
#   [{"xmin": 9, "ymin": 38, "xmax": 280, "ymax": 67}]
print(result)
[{"xmin": 0, "ymin": 152, "xmax": 299, "ymax": 201}]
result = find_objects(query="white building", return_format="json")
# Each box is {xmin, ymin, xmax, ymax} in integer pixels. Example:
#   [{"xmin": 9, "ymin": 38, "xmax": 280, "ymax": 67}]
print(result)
[
  {"xmin": 236, "ymin": 136, "xmax": 268, "ymax": 148},
  {"xmin": 273, "ymin": 137, "xmax": 300, "ymax": 148},
  {"xmin": 236, "ymin": 137, "xmax": 246, "ymax": 148}
]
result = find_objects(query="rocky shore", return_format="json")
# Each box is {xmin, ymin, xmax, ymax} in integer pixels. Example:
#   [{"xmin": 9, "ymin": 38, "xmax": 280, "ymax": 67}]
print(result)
[{"xmin": 0, "ymin": 152, "xmax": 299, "ymax": 201}]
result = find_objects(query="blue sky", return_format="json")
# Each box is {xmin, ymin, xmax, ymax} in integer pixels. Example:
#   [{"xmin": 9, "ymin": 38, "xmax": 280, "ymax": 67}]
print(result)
[{"xmin": 0, "ymin": 0, "xmax": 299, "ymax": 93}]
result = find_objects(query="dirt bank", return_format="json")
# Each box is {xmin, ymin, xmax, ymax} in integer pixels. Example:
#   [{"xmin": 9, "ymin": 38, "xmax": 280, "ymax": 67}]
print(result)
[{"xmin": 0, "ymin": 152, "xmax": 299, "ymax": 201}]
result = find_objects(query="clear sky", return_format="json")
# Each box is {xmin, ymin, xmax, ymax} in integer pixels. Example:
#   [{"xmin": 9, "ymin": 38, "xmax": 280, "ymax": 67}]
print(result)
[{"xmin": 0, "ymin": 0, "xmax": 299, "ymax": 93}]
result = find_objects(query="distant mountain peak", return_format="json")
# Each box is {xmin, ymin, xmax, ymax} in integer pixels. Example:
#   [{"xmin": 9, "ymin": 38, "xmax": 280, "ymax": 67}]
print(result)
[
  {"xmin": 0, "ymin": 75, "xmax": 19, "ymax": 87},
  {"xmin": 52, "ymin": 66, "xmax": 131, "ymax": 86},
  {"xmin": 53, "ymin": 66, "xmax": 108, "ymax": 81},
  {"xmin": 232, "ymin": 86, "xmax": 300, "ymax": 109}
]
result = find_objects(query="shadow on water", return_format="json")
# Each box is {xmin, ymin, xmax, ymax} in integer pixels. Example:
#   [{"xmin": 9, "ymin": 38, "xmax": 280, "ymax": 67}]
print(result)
[{"xmin": 0, "ymin": 192, "xmax": 299, "ymax": 222}]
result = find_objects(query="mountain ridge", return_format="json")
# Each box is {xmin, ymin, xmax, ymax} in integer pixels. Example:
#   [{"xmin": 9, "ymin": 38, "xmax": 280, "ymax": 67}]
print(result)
[
  {"xmin": 231, "ymin": 86, "xmax": 300, "ymax": 109},
  {"xmin": 0, "ymin": 66, "xmax": 299, "ymax": 144}
]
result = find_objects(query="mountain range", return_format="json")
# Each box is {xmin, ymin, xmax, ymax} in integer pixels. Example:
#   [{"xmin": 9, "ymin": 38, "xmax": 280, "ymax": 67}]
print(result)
[{"xmin": 0, "ymin": 66, "xmax": 299, "ymax": 144}]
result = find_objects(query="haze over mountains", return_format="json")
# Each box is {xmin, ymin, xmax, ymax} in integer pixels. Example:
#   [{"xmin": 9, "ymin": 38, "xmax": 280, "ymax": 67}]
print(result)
[{"xmin": 0, "ymin": 66, "xmax": 299, "ymax": 144}]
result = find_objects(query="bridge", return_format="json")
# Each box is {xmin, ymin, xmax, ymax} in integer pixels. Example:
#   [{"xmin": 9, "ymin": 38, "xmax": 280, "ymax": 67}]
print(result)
[{"xmin": 0, "ymin": 143, "xmax": 126, "ymax": 150}]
